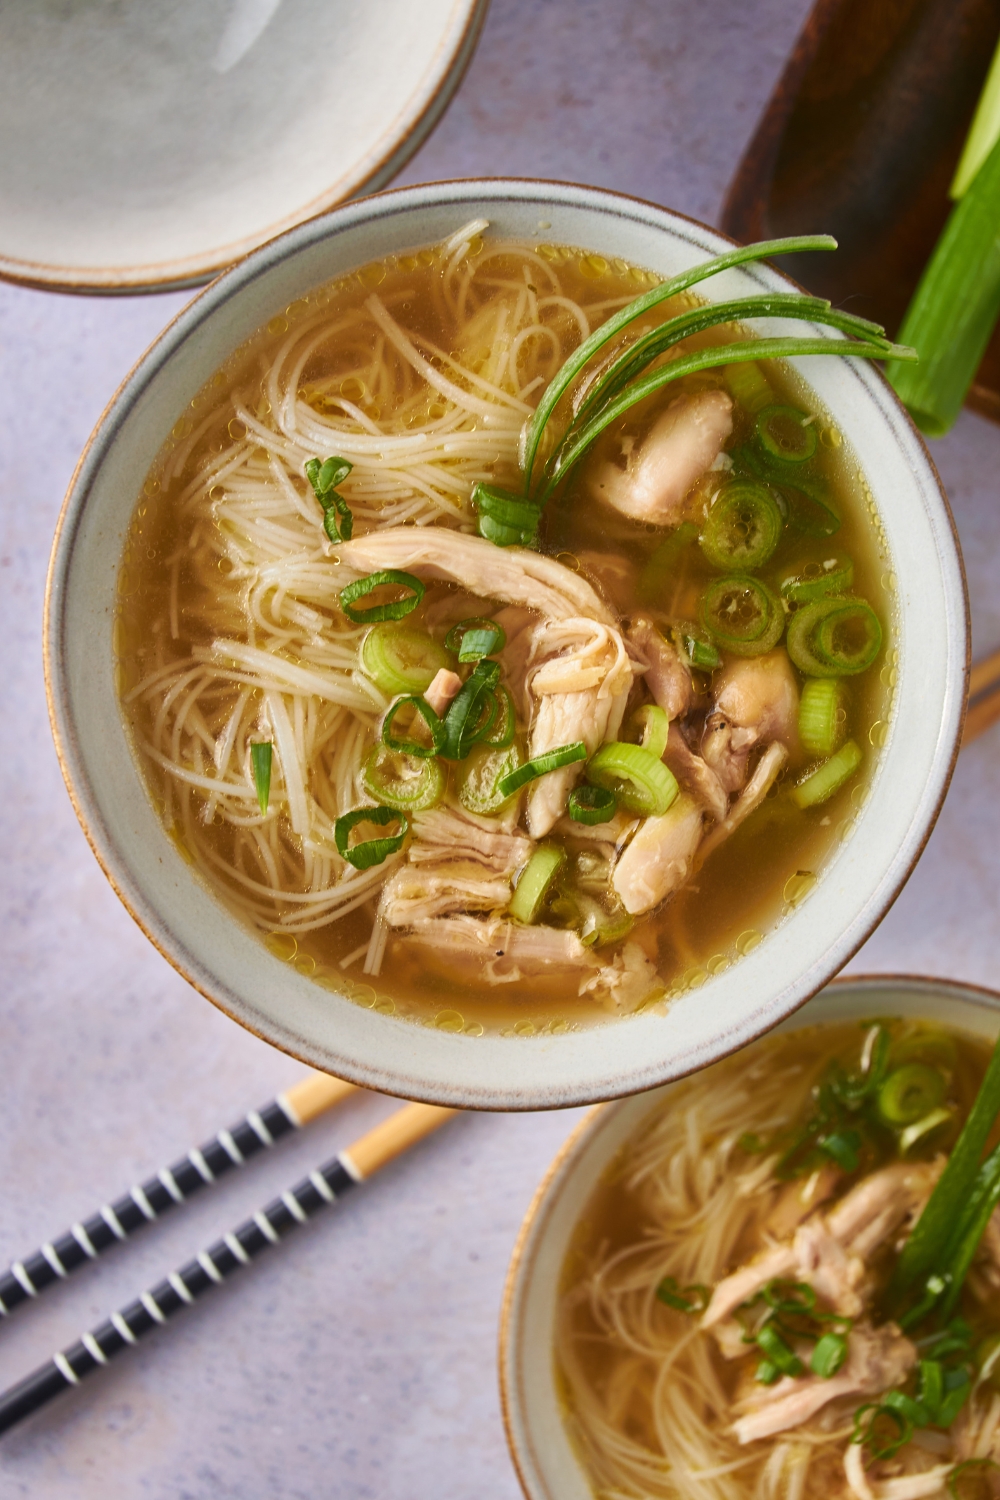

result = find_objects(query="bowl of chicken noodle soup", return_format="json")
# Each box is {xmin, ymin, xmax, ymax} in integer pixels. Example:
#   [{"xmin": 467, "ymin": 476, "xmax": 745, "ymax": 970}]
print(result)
[
  {"xmin": 501, "ymin": 976, "xmax": 1000, "ymax": 1500},
  {"xmin": 46, "ymin": 181, "xmax": 966, "ymax": 1107}
]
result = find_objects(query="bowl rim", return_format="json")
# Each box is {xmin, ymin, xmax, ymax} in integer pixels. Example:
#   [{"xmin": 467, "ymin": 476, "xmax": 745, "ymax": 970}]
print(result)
[
  {"xmin": 44, "ymin": 176, "xmax": 970, "ymax": 1109},
  {"xmin": 0, "ymin": 0, "xmax": 489, "ymax": 295},
  {"xmin": 498, "ymin": 971, "xmax": 1000, "ymax": 1500}
]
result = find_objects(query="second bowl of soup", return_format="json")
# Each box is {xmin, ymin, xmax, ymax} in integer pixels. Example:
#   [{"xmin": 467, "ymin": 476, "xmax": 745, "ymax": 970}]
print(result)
[{"xmin": 46, "ymin": 180, "xmax": 967, "ymax": 1107}]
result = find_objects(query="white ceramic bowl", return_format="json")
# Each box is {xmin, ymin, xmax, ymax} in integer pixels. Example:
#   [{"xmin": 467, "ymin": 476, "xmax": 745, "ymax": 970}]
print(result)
[
  {"xmin": 0, "ymin": 0, "xmax": 486, "ymax": 292},
  {"xmin": 499, "ymin": 973, "xmax": 1000, "ymax": 1500},
  {"xmin": 45, "ymin": 180, "xmax": 968, "ymax": 1109}
]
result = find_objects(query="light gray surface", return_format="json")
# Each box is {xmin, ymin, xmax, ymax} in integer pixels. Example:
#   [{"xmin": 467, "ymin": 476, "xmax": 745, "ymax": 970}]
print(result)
[{"xmin": 1, "ymin": 0, "xmax": 997, "ymax": 1494}]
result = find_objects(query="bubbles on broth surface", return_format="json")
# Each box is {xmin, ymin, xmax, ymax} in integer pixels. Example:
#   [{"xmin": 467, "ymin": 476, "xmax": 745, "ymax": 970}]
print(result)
[{"xmin": 115, "ymin": 234, "xmax": 894, "ymax": 1034}]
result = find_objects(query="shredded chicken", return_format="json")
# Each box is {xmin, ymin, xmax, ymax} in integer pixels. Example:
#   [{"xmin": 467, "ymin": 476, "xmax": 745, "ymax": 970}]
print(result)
[
  {"xmin": 844, "ymin": 1444, "xmax": 955, "ymax": 1500},
  {"xmin": 612, "ymin": 794, "xmax": 704, "ymax": 915},
  {"xmin": 766, "ymin": 1165, "xmax": 843, "ymax": 1240},
  {"xmin": 423, "ymin": 668, "xmax": 462, "ymax": 717},
  {"xmin": 733, "ymin": 1323, "xmax": 916, "ymax": 1444},
  {"xmin": 525, "ymin": 618, "xmax": 634, "ymax": 837},
  {"xmin": 379, "ymin": 863, "xmax": 512, "ymax": 924},
  {"xmin": 332, "ymin": 527, "xmax": 615, "ymax": 625},
  {"xmin": 591, "ymin": 390, "xmax": 734, "ymax": 525},
  {"xmin": 407, "ymin": 804, "xmax": 531, "ymax": 873},
  {"xmin": 400, "ymin": 913, "xmax": 599, "ymax": 986},
  {"xmin": 826, "ymin": 1159, "xmax": 945, "ymax": 1259},
  {"xmin": 626, "ymin": 617, "xmax": 693, "ymax": 720},
  {"xmin": 698, "ymin": 741, "xmax": 787, "ymax": 862},
  {"xmin": 579, "ymin": 941, "xmax": 664, "ymax": 1012},
  {"xmin": 664, "ymin": 722, "xmax": 728, "ymax": 821}
]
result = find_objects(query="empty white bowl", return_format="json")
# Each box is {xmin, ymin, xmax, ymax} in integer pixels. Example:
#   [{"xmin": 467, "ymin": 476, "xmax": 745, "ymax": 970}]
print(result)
[
  {"xmin": 0, "ymin": 0, "xmax": 486, "ymax": 292},
  {"xmin": 45, "ymin": 180, "xmax": 967, "ymax": 1109},
  {"xmin": 499, "ymin": 973, "xmax": 1000, "ymax": 1499}
]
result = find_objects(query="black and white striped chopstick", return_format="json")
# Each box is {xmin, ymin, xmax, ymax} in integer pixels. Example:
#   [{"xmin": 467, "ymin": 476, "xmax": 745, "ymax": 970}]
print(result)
[
  {"xmin": 0, "ymin": 1072, "xmax": 355, "ymax": 1318},
  {"xmin": 0, "ymin": 1102, "xmax": 455, "ymax": 1437}
]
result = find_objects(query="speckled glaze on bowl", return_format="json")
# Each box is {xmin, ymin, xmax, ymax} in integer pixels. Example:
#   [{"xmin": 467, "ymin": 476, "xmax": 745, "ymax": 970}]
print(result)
[
  {"xmin": 499, "ymin": 974, "xmax": 1000, "ymax": 1500},
  {"xmin": 45, "ymin": 180, "xmax": 968, "ymax": 1110}
]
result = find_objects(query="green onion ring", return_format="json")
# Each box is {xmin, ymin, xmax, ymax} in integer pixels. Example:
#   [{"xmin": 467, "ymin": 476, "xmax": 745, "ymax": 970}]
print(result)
[
  {"xmin": 787, "ymin": 597, "xmax": 882, "ymax": 677},
  {"xmin": 779, "ymin": 553, "xmax": 854, "ymax": 603},
  {"xmin": 361, "ymin": 623, "xmax": 452, "ymax": 696},
  {"xmin": 438, "ymin": 659, "xmax": 501, "ymax": 760},
  {"xmin": 568, "ymin": 784, "xmax": 617, "ymax": 825},
  {"xmin": 362, "ymin": 746, "xmax": 444, "ymax": 812},
  {"xmin": 472, "ymin": 483, "xmax": 542, "ymax": 548},
  {"xmin": 478, "ymin": 685, "xmax": 516, "ymax": 749},
  {"xmin": 791, "ymin": 741, "xmax": 863, "ymax": 808},
  {"xmin": 633, "ymin": 704, "xmax": 669, "ymax": 762},
  {"xmin": 334, "ymin": 805, "xmax": 409, "ymax": 870},
  {"xmin": 798, "ymin": 678, "xmax": 847, "ymax": 757},
  {"xmin": 877, "ymin": 1064, "xmax": 947, "ymax": 1126},
  {"xmin": 444, "ymin": 616, "xmax": 507, "ymax": 662},
  {"xmin": 508, "ymin": 844, "xmax": 566, "ymax": 924},
  {"xmin": 756, "ymin": 404, "xmax": 818, "ymax": 464},
  {"xmin": 699, "ymin": 479, "xmax": 784, "ymax": 572},
  {"xmin": 250, "ymin": 742, "xmax": 272, "ymax": 816},
  {"xmin": 586, "ymin": 741, "xmax": 678, "ymax": 818},
  {"xmin": 381, "ymin": 695, "xmax": 443, "ymax": 758},
  {"xmin": 700, "ymin": 576, "xmax": 784, "ymax": 657},
  {"xmin": 497, "ymin": 741, "xmax": 588, "ymax": 798},
  {"xmin": 340, "ymin": 569, "xmax": 425, "ymax": 624}
]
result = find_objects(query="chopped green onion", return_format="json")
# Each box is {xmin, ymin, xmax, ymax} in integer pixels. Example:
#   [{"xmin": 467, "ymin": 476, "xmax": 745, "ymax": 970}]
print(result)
[
  {"xmin": 305, "ymin": 455, "xmax": 354, "ymax": 542},
  {"xmin": 566, "ymin": 889, "xmax": 634, "ymax": 947},
  {"xmin": 725, "ymin": 360, "xmax": 773, "ymax": 413},
  {"xmin": 567, "ymin": 784, "xmax": 617, "ymax": 825},
  {"xmin": 798, "ymin": 679, "xmax": 847, "ymax": 757},
  {"xmin": 363, "ymin": 746, "xmax": 444, "ymax": 812},
  {"xmin": 361, "ymin": 624, "xmax": 452, "ymax": 695},
  {"xmin": 882, "ymin": 1389, "xmax": 933, "ymax": 1428},
  {"xmin": 818, "ymin": 1128, "xmax": 862, "ymax": 1172},
  {"xmin": 852, "ymin": 1402, "xmax": 911, "ymax": 1461},
  {"xmin": 508, "ymin": 845, "xmax": 566, "ymax": 924},
  {"xmin": 900, "ymin": 1107, "xmax": 953, "ymax": 1156},
  {"xmin": 381, "ymin": 695, "xmax": 443, "ymax": 758},
  {"xmin": 787, "ymin": 598, "xmax": 882, "ymax": 677},
  {"xmin": 655, "ymin": 1277, "xmax": 709, "ymax": 1313},
  {"xmin": 634, "ymin": 704, "xmax": 669, "ymax": 762},
  {"xmin": 497, "ymin": 741, "xmax": 588, "ymax": 798},
  {"xmin": 700, "ymin": 576, "xmax": 784, "ymax": 657},
  {"xmin": 780, "ymin": 554, "xmax": 854, "ymax": 603},
  {"xmin": 791, "ymin": 741, "xmax": 862, "ymax": 809},
  {"xmin": 755, "ymin": 1322, "xmax": 803, "ymax": 1377},
  {"xmin": 699, "ymin": 479, "xmax": 784, "ymax": 573},
  {"xmin": 781, "ymin": 480, "xmax": 842, "ymax": 540},
  {"xmin": 444, "ymin": 617, "xmax": 507, "ymax": 662},
  {"xmin": 917, "ymin": 1358, "xmax": 945, "ymax": 1417},
  {"xmin": 877, "ymin": 1064, "xmax": 947, "ymax": 1127},
  {"xmin": 940, "ymin": 1140, "xmax": 1000, "ymax": 1316},
  {"xmin": 478, "ymin": 685, "xmax": 516, "ymax": 749},
  {"xmin": 811, "ymin": 1332, "xmax": 848, "ymax": 1378},
  {"xmin": 340, "ymin": 569, "xmax": 424, "ymax": 624},
  {"xmin": 755, "ymin": 1360, "xmax": 780, "ymax": 1386},
  {"xmin": 472, "ymin": 483, "xmax": 542, "ymax": 547},
  {"xmin": 638, "ymin": 521, "xmax": 699, "ymax": 607},
  {"xmin": 334, "ymin": 805, "xmax": 408, "ymax": 870},
  {"xmin": 948, "ymin": 1460, "xmax": 1000, "ymax": 1500},
  {"xmin": 456, "ymin": 741, "xmax": 522, "ymax": 816},
  {"xmin": 587, "ymin": 742, "xmax": 679, "ymax": 817},
  {"xmin": 438, "ymin": 659, "xmax": 501, "ymax": 760},
  {"xmin": 936, "ymin": 1371, "xmax": 973, "ymax": 1426},
  {"xmin": 250, "ymin": 741, "xmax": 272, "ymax": 815},
  {"xmin": 756, "ymin": 405, "xmax": 817, "ymax": 465}
]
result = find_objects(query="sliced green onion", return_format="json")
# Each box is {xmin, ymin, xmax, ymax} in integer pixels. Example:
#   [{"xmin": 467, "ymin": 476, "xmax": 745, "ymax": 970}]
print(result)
[
  {"xmin": 675, "ymin": 622, "xmax": 721, "ymax": 672},
  {"xmin": 936, "ymin": 1371, "xmax": 972, "ymax": 1427},
  {"xmin": 438, "ymin": 659, "xmax": 501, "ymax": 760},
  {"xmin": 918, "ymin": 1359, "xmax": 945, "ymax": 1418},
  {"xmin": 381, "ymin": 695, "xmax": 443, "ymax": 758},
  {"xmin": 791, "ymin": 741, "xmax": 862, "ymax": 808},
  {"xmin": 508, "ymin": 845, "xmax": 566, "ymax": 924},
  {"xmin": 456, "ymin": 741, "xmax": 522, "ymax": 816},
  {"xmin": 476, "ymin": 685, "xmax": 516, "ymax": 749},
  {"xmin": 725, "ymin": 359, "xmax": 773, "ymax": 413},
  {"xmin": 948, "ymin": 1460, "xmax": 1000, "ymax": 1499},
  {"xmin": 940, "ymin": 1141, "xmax": 1000, "ymax": 1316},
  {"xmin": 811, "ymin": 1332, "xmax": 848, "ymax": 1378},
  {"xmin": 755, "ymin": 1360, "xmax": 780, "ymax": 1386},
  {"xmin": 818, "ymin": 1128, "xmax": 862, "ymax": 1172},
  {"xmin": 887, "ymin": 129, "xmax": 1000, "ymax": 436},
  {"xmin": 787, "ymin": 598, "xmax": 882, "ymax": 677},
  {"xmin": 567, "ymin": 889, "xmax": 633, "ymax": 947},
  {"xmin": 363, "ymin": 746, "xmax": 444, "ymax": 812},
  {"xmin": 877, "ymin": 1064, "xmax": 947, "ymax": 1126},
  {"xmin": 780, "ymin": 554, "xmax": 854, "ymax": 603},
  {"xmin": 250, "ymin": 741, "xmax": 272, "ymax": 815},
  {"xmin": 305, "ymin": 455, "xmax": 354, "ymax": 542},
  {"xmin": 699, "ymin": 479, "xmax": 783, "ymax": 572},
  {"xmin": 497, "ymin": 740, "xmax": 588, "ymax": 798},
  {"xmin": 361, "ymin": 624, "xmax": 452, "ymax": 695},
  {"xmin": 655, "ymin": 1278, "xmax": 709, "ymax": 1314},
  {"xmin": 638, "ymin": 521, "xmax": 699, "ymax": 607},
  {"xmin": 472, "ymin": 483, "xmax": 541, "ymax": 548},
  {"xmin": 340, "ymin": 570, "xmax": 424, "ymax": 624},
  {"xmin": 756, "ymin": 405, "xmax": 817, "ymax": 464},
  {"xmin": 334, "ymin": 805, "xmax": 408, "ymax": 870},
  {"xmin": 444, "ymin": 617, "xmax": 507, "ymax": 662},
  {"xmin": 755, "ymin": 1323, "xmax": 803, "ymax": 1377},
  {"xmin": 900, "ymin": 1107, "xmax": 953, "ymax": 1156},
  {"xmin": 852, "ymin": 1403, "xmax": 911, "ymax": 1461},
  {"xmin": 700, "ymin": 576, "xmax": 784, "ymax": 657},
  {"xmin": 781, "ymin": 481, "xmax": 842, "ymax": 540},
  {"xmin": 881, "ymin": 1389, "xmax": 932, "ymax": 1428},
  {"xmin": 586, "ymin": 742, "xmax": 679, "ymax": 817},
  {"xmin": 567, "ymin": 784, "xmax": 617, "ymax": 825},
  {"xmin": 634, "ymin": 704, "xmax": 669, "ymax": 761},
  {"xmin": 798, "ymin": 679, "xmax": 847, "ymax": 757}
]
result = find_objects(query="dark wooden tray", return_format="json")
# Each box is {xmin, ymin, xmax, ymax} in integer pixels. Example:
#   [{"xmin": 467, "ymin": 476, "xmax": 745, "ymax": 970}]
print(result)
[{"xmin": 721, "ymin": 0, "xmax": 1000, "ymax": 423}]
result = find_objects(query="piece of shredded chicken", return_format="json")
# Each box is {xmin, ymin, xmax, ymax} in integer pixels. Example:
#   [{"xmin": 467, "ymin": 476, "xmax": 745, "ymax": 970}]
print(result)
[
  {"xmin": 626, "ymin": 617, "xmax": 693, "ymax": 720},
  {"xmin": 612, "ymin": 794, "xmax": 704, "ymax": 916},
  {"xmin": 591, "ymin": 389, "xmax": 734, "ymax": 525},
  {"xmin": 702, "ymin": 648, "xmax": 800, "ymax": 792}
]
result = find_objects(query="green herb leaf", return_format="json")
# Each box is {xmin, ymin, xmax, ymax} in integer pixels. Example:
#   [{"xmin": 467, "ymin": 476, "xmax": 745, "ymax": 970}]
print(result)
[{"xmin": 250, "ymin": 741, "xmax": 272, "ymax": 815}]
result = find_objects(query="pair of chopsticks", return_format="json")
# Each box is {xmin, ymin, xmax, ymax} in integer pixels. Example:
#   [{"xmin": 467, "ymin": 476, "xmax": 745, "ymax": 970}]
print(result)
[
  {"xmin": 0, "ymin": 1072, "xmax": 455, "ymax": 1436},
  {"xmin": 964, "ymin": 647, "xmax": 1000, "ymax": 746}
]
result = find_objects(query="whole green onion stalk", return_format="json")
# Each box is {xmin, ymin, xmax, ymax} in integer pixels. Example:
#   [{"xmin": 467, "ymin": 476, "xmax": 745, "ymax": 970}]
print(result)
[{"xmin": 886, "ymin": 34, "xmax": 1000, "ymax": 436}]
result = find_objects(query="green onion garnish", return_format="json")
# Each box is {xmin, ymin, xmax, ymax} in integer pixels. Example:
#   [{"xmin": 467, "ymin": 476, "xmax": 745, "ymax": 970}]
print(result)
[
  {"xmin": 787, "ymin": 598, "xmax": 882, "ymax": 677},
  {"xmin": 250, "ymin": 741, "xmax": 272, "ymax": 815},
  {"xmin": 755, "ymin": 1322, "xmax": 803, "ymax": 1377},
  {"xmin": 380, "ymin": 695, "xmax": 443, "ymax": 758},
  {"xmin": 791, "ymin": 741, "xmax": 862, "ymax": 809},
  {"xmin": 948, "ymin": 1460, "xmax": 1000, "ymax": 1499},
  {"xmin": 698, "ymin": 479, "xmax": 784, "ymax": 573},
  {"xmin": 508, "ymin": 844, "xmax": 566, "ymax": 924},
  {"xmin": 340, "ymin": 570, "xmax": 425, "ymax": 624},
  {"xmin": 779, "ymin": 554, "xmax": 854, "ymax": 603},
  {"xmin": 755, "ymin": 405, "xmax": 817, "ymax": 465},
  {"xmin": 456, "ymin": 741, "xmax": 522, "ymax": 816},
  {"xmin": 334, "ymin": 805, "xmax": 408, "ymax": 870},
  {"xmin": 852, "ymin": 1402, "xmax": 912, "ymax": 1461},
  {"xmin": 362, "ymin": 746, "xmax": 444, "ymax": 812},
  {"xmin": 700, "ymin": 576, "xmax": 784, "ymax": 657},
  {"xmin": 471, "ymin": 484, "xmax": 543, "ymax": 548},
  {"xmin": 496, "ymin": 741, "xmax": 588, "ymax": 798},
  {"xmin": 655, "ymin": 1277, "xmax": 709, "ymax": 1314},
  {"xmin": 586, "ymin": 742, "xmax": 679, "ymax": 818},
  {"xmin": 477, "ymin": 685, "xmax": 516, "ymax": 749},
  {"xmin": 877, "ymin": 1064, "xmax": 947, "ymax": 1127},
  {"xmin": 360, "ymin": 624, "xmax": 452, "ymax": 695},
  {"xmin": 633, "ymin": 704, "xmax": 669, "ymax": 762},
  {"xmin": 305, "ymin": 455, "xmax": 354, "ymax": 542},
  {"xmin": 810, "ymin": 1332, "xmax": 848, "ymax": 1378},
  {"xmin": 567, "ymin": 784, "xmax": 616, "ymax": 825},
  {"xmin": 438, "ymin": 659, "xmax": 501, "ymax": 761},
  {"xmin": 798, "ymin": 679, "xmax": 847, "ymax": 758},
  {"xmin": 444, "ymin": 617, "xmax": 507, "ymax": 661}
]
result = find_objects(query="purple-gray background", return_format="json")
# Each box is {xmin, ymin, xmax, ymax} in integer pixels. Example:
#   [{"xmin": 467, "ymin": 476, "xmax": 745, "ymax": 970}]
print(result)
[{"xmin": 2, "ymin": 1, "xmax": 999, "ymax": 1495}]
